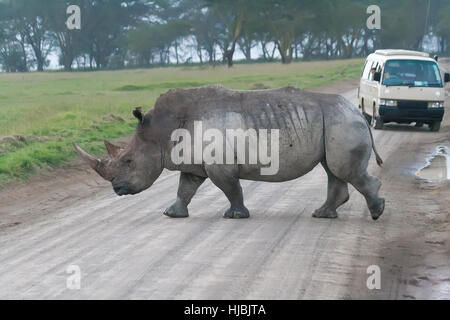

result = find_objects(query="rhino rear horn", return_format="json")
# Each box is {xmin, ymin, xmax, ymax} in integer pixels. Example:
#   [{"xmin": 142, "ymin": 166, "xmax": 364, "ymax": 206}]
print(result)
[{"xmin": 104, "ymin": 140, "xmax": 121, "ymax": 158}]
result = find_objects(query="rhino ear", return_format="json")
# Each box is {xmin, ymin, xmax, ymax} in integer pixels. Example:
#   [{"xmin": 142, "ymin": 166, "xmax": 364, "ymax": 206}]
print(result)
[{"xmin": 133, "ymin": 107, "xmax": 144, "ymax": 123}]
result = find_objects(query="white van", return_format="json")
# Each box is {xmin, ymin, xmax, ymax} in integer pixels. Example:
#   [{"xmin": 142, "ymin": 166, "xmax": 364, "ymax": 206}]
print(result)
[{"xmin": 358, "ymin": 49, "xmax": 450, "ymax": 131}]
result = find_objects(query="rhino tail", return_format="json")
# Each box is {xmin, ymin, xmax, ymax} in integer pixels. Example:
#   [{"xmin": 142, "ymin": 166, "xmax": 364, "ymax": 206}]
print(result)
[{"xmin": 363, "ymin": 114, "xmax": 383, "ymax": 167}]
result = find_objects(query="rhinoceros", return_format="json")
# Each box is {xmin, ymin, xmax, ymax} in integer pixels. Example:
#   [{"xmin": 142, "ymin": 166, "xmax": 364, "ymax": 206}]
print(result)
[{"xmin": 73, "ymin": 85, "xmax": 385, "ymax": 220}]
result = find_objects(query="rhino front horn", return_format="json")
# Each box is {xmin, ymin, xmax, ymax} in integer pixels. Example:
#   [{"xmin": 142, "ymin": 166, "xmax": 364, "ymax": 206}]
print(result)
[
  {"xmin": 72, "ymin": 142, "xmax": 99, "ymax": 169},
  {"xmin": 72, "ymin": 142, "xmax": 114, "ymax": 181}
]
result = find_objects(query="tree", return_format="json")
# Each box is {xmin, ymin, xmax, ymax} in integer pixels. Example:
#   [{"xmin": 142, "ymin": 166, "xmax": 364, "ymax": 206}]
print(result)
[
  {"xmin": 0, "ymin": 1, "xmax": 29, "ymax": 72},
  {"xmin": 376, "ymin": 0, "xmax": 430, "ymax": 51},
  {"xmin": 208, "ymin": 0, "xmax": 250, "ymax": 67},
  {"xmin": 436, "ymin": 3, "xmax": 450, "ymax": 54},
  {"xmin": 333, "ymin": 0, "xmax": 366, "ymax": 59},
  {"xmin": 0, "ymin": 26, "xmax": 28, "ymax": 72},
  {"xmin": 237, "ymin": 9, "xmax": 260, "ymax": 62},
  {"xmin": 45, "ymin": 0, "xmax": 84, "ymax": 71},
  {"xmin": 79, "ymin": 0, "xmax": 147, "ymax": 69},
  {"xmin": 7, "ymin": 0, "xmax": 53, "ymax": 71},
  {"xmin": 127, "ymin": 23, "xmax": 156, "ymax": 67},
  {"xmin": 263, "ymin": 0, "xmax": 314, "ymax": 63},
  {"xmin": 186, "ymin": 4, "xmax": 220, "ymax": 64}
]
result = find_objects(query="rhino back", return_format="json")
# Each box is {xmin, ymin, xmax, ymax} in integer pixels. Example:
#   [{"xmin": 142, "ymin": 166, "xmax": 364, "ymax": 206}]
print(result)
[{"xmin": 152, "ymin": 86, "xmax": 342, "ymax": 181}]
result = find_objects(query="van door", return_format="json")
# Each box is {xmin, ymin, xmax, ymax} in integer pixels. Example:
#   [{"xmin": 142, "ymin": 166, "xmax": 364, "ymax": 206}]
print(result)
[
  {"xmin": 365, "ymin": 61, "xmax": 382, "ymax": 117},
  {"xmin": 359, "ymin": 60, "xmax": 370, "ymax": 107},
  {"xmin": 360, "ymin": 59, "xmax": 375, "ymax": 115}
]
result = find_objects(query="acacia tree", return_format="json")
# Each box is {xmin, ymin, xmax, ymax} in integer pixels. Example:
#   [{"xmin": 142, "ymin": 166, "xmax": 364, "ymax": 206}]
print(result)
[
  {"xmin": 375, "ymin": 0, "xmax": 430, "ymax": 51},
  {"xmin": 78, "ymin": 0, "xmax": 147, "ymax": 69},
  {"xmin": 45, "ymin": 0, "xmax": 85, "ymax": 71},
  {"xmin": 208, "ymin": 0, "xmax": 251, "ymax": 67},
  {"xmin": 0, "ymin": 3, "xmax": 29, "ymax": 72},
  {"xmin": 7, "ymin": 0, "xmax": 53, "ymax": 71},
  {"xmin": 237, "ymin": 8, "xmax": 261, "ymax": 62},
  {"xmin": 186, "ymin": 4, "xmax": 220, "ymax": 64},
  {"xmin": 165, "ymin": 20, "xmax": 191, "ymax": 64},
  {"xmin": 333, "ymin": 0, "xmax": 366, "ymax": 59},
  {"xmin": 436, "ymin": 2, "xmax": 450, "ymax": 54},
  {"xmin": 0, "ymin": 26, "xmax": 28, "ymax": 72},
  {"xmin": 126, "ymin": 23, "xmax": 156, "ymax": 67},
  {"xmin": 263, "ymin": 0, "xmax": 314, "ymax": 64}
]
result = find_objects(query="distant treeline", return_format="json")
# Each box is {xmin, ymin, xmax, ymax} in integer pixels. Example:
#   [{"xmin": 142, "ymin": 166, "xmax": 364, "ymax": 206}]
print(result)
[{"xmin": 1, "ymin": 0, "xmax": 450, "ymax": 72}]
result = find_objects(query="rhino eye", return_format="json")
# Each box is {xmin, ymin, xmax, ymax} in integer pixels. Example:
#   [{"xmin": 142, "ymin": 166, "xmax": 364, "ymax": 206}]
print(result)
[{"xmin": 123, "ymin": 158, "xmax": 133, "ymax": 166}]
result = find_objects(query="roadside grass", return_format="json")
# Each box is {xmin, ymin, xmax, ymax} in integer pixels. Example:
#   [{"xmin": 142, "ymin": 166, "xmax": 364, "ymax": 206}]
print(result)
[{"xmin": 0, "ymin": 59, "xmax": 363, "ymax": 184}]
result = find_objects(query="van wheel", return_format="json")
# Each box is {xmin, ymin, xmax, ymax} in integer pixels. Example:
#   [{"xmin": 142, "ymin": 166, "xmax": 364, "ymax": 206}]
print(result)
[
  {"xmin": 371, "ymin": 106, "xmax": 384, "ymax": 130},
  {"xmin": 430, "ymin": 121, "xmax": 441, "ymax": 132}
]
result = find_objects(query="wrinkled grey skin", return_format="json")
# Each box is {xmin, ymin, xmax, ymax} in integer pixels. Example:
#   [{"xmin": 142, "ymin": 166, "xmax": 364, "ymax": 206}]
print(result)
[{"xmin": 74, "ymin": 85, "xmax": 385, "ymax": 220}]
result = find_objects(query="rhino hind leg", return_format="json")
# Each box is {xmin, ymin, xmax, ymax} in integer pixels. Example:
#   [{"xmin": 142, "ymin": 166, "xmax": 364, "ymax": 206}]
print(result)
[
  {"xmin": 164, "ymin": 172, "xmax": 206, "ymax": 218},
  {"xmin": 313, "ymin": 161, "xmax": 350, "ymax": 219},
  {"xmin": 326, "ymin": 149, "xmax": 385, "ymax": 220},
  {"xmin": 204, "ymin": 165, "xmax": 250, "ymax": 219},
  {"xmin": 323, "ymin": 116, "xmax": 384, "ymax": 220},
  {"xmin": 347, "ymin": 173, "xmax": 384, "ymax": 220}
]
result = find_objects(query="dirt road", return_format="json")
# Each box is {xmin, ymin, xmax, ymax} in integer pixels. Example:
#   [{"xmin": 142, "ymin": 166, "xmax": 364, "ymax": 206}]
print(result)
[{"xmin": 0, "ymin": 74, "xmax": 449, "ymax": 299}]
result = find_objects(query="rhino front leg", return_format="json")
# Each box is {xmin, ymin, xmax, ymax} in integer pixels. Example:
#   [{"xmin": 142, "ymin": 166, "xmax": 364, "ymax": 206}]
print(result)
[
  {"xmin": 164, "ymin": 172, "xmax": 206, "ymax": 218},
  {"xmin": 205, "ymin": 165, "xmax": 250, "ymax": 219}
]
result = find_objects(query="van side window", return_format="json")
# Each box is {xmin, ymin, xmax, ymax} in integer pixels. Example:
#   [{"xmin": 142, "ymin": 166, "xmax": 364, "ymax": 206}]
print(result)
[
  {"xmin": 362, "ymin": 60, "xmax": 372, "ymax": 79},
  {"xmin": 376, "ymin": 63, "xmax": 382, "ymax": 73},
  {"xmin": 368, "ymin": 61, "xmax": 379, "ymax": 81}
]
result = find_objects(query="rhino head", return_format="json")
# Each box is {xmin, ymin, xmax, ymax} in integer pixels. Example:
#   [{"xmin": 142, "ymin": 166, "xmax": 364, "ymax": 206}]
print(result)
[{"xmin": 73, "ymin": 108, "xmax": 163, "ymax": 196}]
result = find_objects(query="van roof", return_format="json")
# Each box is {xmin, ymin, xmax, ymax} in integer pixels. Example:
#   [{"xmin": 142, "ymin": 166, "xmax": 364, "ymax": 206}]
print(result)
[
  {"xmin": 374, "ymin": 49, "xmax": 430, "ymax": 57},
  {"xmin": 370, "ymin": 49, "xmax": 436, "ymax": 63}
]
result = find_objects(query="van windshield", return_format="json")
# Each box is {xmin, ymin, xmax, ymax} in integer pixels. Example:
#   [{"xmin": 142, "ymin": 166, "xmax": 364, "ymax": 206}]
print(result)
[{"xmin": 382, "ymin": 59, "xmax": 443, "ymax": 87}]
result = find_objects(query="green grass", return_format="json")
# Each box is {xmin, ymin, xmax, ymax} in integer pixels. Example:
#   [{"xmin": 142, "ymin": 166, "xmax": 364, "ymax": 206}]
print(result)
[{"xmin": 0, "ymin": 59, "xmax": 363, "ymax": 184}]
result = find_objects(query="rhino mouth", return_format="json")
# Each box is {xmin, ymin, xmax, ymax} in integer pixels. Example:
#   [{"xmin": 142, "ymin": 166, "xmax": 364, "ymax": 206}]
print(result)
[{"xmin": 113, "ymin": 184, "xmax": 139, "ymax": 196}]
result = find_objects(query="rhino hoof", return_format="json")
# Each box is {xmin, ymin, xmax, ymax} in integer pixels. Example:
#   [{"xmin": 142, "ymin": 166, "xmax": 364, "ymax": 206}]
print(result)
[
  {"xmin": 370, "ymin": 198, "xmax": 385, "ymax": 221},
  {"xmin": 163, "ymin": 203, "xmax": 189, "ymax": 218},
  {"xmin": 312, "ymin": 207, "xmax": 338, "ymax": 219},
  {"xmin": 223, "ymin": 207, "xmax": 250, "ymax": 219}
]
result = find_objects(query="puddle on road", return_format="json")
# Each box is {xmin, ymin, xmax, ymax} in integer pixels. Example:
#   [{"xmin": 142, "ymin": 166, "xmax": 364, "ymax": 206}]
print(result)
[{"xmin": 416, "ymin": 147, "xmax": 450, "ymax": 182}]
